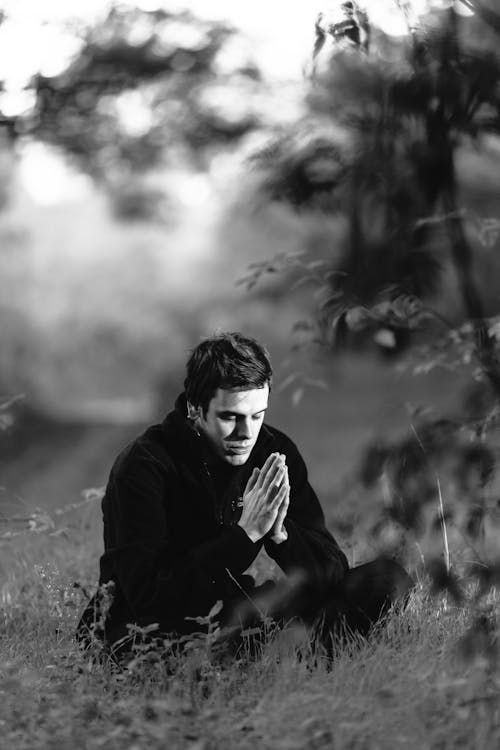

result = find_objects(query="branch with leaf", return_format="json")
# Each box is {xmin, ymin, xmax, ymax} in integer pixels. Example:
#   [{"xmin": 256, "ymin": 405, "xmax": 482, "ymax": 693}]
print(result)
[{"xmin": 245, "ymin": 5, "xmax": 500, "ymax": 395}]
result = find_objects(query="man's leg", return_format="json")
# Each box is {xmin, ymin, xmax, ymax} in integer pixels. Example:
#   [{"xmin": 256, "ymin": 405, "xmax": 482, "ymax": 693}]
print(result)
[
  {"xmin": 319, "ymin": 557, "xmax": 414, "ymax": 644},
  {"xmin": 217, "ymin": 559, "xmax": 413, "ymax": 644}
]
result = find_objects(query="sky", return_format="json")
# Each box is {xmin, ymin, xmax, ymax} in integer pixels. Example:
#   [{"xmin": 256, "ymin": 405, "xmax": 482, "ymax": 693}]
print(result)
[{"xmin": 0, "ymin": 0, "xmax": 472, "ymax": 203}]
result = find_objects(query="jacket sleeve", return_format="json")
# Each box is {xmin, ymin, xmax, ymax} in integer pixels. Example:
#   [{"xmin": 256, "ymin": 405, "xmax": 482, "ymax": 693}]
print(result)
[
  {"xmin": 104, "ymin": 447, "xmax": 261, "ymax": 625},
  {"xmin": 263, "ymin": 438, "xmax": 348, "ymax": 591}
]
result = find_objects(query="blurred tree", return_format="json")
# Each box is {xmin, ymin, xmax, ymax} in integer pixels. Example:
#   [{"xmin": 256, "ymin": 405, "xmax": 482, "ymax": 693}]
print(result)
[
  {"xmin": 250, "ymin": 4, "xmax": 500, "ymax": 395},
  {"xmin": 1, "ymin": 5, "xmax": 263, "ymax": 220}
]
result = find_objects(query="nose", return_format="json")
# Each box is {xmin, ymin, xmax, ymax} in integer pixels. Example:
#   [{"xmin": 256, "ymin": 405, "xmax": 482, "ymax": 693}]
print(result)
[{"xmin": 234, "ymin": 417, "xmax": 252, "ymax": 441}]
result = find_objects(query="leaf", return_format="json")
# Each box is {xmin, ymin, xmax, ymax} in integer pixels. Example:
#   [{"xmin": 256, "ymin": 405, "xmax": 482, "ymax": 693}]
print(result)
[
  {"xmin": 28, "ymin": 509, "xmax": 55, "ymax": 533},
  {"xmin": 305, "ymin": 260, "xmax": 328, "ymax": 270},
  {"xmin": 0, "ymin": 394, "xmax": 24, "ymax": 412},
  {"xmin": 488, "ymin": 318, "xmax": 500, "ymax": 341},
  {"xmin": 371, "ymin": 300, "xmax": 392, "ymax": 319},
  {"xmin": 290, "ymin": 275, "xmax": 316, "ymax": 291},
  {"xmin": 373, "ymin": 328, "xmax": 396, "ymax": 349},
  {"xmin": 345, "ymin": 306, "xmax": 369, "ymax": 331},
  {"xmin": 0, "ymin": 414, "xmax": 14, "ymax": 431},
  {"xmin": 208, "ymin": 599, "xmax": 223, "ymax": 619},
  {"xmin": 81, "ymin": 486, "xmax": 105, "ymax": 503},
  {"xmin": 140, "ymin": 622, "xmax": 160, "ymax": 634}
]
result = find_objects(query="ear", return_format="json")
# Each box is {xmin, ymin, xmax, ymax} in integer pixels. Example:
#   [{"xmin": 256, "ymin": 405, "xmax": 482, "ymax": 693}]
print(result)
[{"xmin": 187, "ymin": 402, "xmax": 202, "ymax": 421}]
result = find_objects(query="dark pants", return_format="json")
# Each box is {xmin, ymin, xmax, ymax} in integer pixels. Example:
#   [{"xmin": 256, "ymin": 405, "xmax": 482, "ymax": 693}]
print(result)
[
  {"xmin": 78, "ymin": 557, "xmax": 413, "ymax": 661},
  {"xmin": 320, "ymin": 557, "xmax": 414, "ymax": 638},
  {"xmin": 218, "ymin": 557, "xmax": 413, "ymax": 654}
]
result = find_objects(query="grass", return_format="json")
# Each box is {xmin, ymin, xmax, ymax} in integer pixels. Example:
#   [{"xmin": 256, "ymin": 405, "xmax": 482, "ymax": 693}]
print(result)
[{"xmin": 2, "ymin": 511, "xmax": 500, "ymax": 750}]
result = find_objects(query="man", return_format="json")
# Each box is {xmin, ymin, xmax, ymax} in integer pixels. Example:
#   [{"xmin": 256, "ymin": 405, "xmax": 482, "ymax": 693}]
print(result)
[{"xmin": 78, "ymin": 332, "xmax": 412, "ymax": 655}]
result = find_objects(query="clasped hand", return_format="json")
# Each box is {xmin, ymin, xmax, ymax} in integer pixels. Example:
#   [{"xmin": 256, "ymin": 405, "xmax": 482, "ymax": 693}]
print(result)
[{"xmin": 237, "ymin": 452, "xmax": 289, "ymax": 543}]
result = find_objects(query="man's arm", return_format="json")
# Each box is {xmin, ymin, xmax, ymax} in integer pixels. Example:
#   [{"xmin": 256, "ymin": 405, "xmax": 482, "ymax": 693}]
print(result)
[
  {"xmin": 104, "ymin": 447, "xmax": 261, "ymax": 625},
  {"xmin": 263, "ymin": 438, "xmax": 348, "ymax": 591}
]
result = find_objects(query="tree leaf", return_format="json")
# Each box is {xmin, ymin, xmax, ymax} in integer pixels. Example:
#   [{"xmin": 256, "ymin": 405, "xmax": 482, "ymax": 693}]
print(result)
[{"xmin": 208, "ymin": 599, "xmax": 223, "ymax": 620}]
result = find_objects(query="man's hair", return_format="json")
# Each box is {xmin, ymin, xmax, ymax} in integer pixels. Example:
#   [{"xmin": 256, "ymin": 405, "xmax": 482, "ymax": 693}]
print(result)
[{"xmin": 184, "ymin": 332, "xmax": 273, "ymax": 415}]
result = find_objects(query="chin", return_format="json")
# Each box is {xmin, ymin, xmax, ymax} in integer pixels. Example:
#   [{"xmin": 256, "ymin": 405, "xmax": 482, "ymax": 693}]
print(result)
[{"xmin": 224, "ymin": 453, "xmax": 249, "ymax": 466}]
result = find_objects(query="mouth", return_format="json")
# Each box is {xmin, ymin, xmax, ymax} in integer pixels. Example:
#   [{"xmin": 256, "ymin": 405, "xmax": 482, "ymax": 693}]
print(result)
[{"xmin": 225, "ymin": 445, "xmax": 252, "ymax": 454}]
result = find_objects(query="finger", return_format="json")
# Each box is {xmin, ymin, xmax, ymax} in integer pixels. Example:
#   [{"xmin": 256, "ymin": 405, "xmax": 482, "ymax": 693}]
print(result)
[
  {"xmin": 273, "ymin": 487, "xmax": 286, "ymax": 513},
  {"xmin": 259, "ymin": 452, "xmax": 280, "ymax": 476},
  {"xmin": 258, "ymin": 454, "xmax": 281, "ymax": 482},
  {"xmin": 245, "ymin": 467, "xmax": 260, "ymax": 493},
  {"xmin": 276, "ymin": 490, "xmax": 290, "ymax": 518},
  {"xmin": 270, "ymin": 484, "xmax": 288, "ymax": 509},
  {"xmin": 261, "ymin": 461, "xmax": 286, "ymax": 493},
  {"xmin": 254, "ymin": 458, "xmax": 273, "ymax": 491},
  {"xmin": 280, "ymin": 491, "xmax": 290, "ymax": 516},
  {"xmin": 281, "ymin": 485, "xmax": 290, "ymax": 508},
  {"xmin": 275, "ymin": 497, "xmax": 288, "ymax": 525},
  {"xmin": 275, "ymin": 461, "xmax": 289, "ymax": 491},
  {"xmin": 264, "ymin": 468, "xmax": 286, "ymax": 498}
]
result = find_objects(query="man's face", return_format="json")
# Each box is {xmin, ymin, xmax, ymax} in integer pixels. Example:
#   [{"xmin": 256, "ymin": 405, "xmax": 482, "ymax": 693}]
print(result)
[{"xmin": 194, "ymin": 385, "xmax": 269, "ymax": 466}]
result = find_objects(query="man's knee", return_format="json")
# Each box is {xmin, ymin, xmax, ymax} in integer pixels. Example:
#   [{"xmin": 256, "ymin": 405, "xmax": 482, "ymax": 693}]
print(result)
[
  {"xmin": 339, "ymin": 557, "xmax": 413, "ymax": 601},
  {"xmin": 321, "ymin": 557, "xmax": 413, "ymax": 637}
]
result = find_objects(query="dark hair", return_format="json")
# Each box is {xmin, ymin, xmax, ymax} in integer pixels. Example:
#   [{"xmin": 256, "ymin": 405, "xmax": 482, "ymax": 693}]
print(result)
[{"xmin": 184, "ymin": 332, "xmax": 273, "ymax": 415}]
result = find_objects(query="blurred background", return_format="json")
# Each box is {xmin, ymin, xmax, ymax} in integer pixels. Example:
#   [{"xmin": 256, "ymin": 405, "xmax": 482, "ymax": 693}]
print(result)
[{"xmin": 1, "ymin": 0, "xmax": 499, "ymax": 566}]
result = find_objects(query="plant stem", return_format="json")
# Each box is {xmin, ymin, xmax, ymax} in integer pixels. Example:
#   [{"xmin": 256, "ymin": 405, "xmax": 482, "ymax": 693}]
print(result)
[{"xmin": 436, "ymin": 478, "xmax": 450, "ymax": 574}]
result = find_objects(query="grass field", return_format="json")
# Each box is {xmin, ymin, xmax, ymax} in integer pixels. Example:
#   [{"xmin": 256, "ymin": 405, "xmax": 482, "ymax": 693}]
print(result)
[
  {"xmin": 2, "ymin": 354, "xmax": 499, "ymax": 748},
  {"xmin": 2, "ymin": 522, "xmax": 500, "ymax": 750}
]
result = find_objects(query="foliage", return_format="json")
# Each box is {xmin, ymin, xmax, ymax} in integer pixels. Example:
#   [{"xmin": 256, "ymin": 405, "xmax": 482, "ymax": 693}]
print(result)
[
  {"xmin": 0, "ymin": 5, "xmax": 264, "ymax": 219},
  {"xmin": 238, "ymin": 7, "xmax": 500, "ymax": 656},
  {"xmin": 249, "ymin": 6, "xmax": 500, "ymax": 391}
]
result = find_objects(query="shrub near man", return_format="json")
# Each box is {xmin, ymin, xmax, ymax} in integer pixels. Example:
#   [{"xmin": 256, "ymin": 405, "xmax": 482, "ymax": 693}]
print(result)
[{"xmin": 78, "ymin": 332, "xmax": 412, "ymax": 654}]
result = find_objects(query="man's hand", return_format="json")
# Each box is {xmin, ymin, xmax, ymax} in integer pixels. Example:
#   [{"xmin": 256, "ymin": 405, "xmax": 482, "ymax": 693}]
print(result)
[
  {"xmin": 237, "ymin": 453, "xmax": 288, "ymax": 543},
  {"xmin": 270, "ymin": 462, "xmax": 289, "ymax": 544}
]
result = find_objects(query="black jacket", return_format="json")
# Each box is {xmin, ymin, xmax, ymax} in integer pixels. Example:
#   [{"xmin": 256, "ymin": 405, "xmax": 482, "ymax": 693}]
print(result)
[{"xmin": 85, "ymin": 394, "xmax": 348, "ymax": 640}]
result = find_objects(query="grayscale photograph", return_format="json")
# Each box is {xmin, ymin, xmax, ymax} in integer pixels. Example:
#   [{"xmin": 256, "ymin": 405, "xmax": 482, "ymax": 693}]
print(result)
[{"xmin": 1, "ymin": 1, "xmax": 500, "ymax": 747}]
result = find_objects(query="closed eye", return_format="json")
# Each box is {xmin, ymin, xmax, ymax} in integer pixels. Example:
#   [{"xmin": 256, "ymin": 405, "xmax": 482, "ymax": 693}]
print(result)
[{"xmin": 218, "ymin": 411, "xmax": 266, "ymax": 421}]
